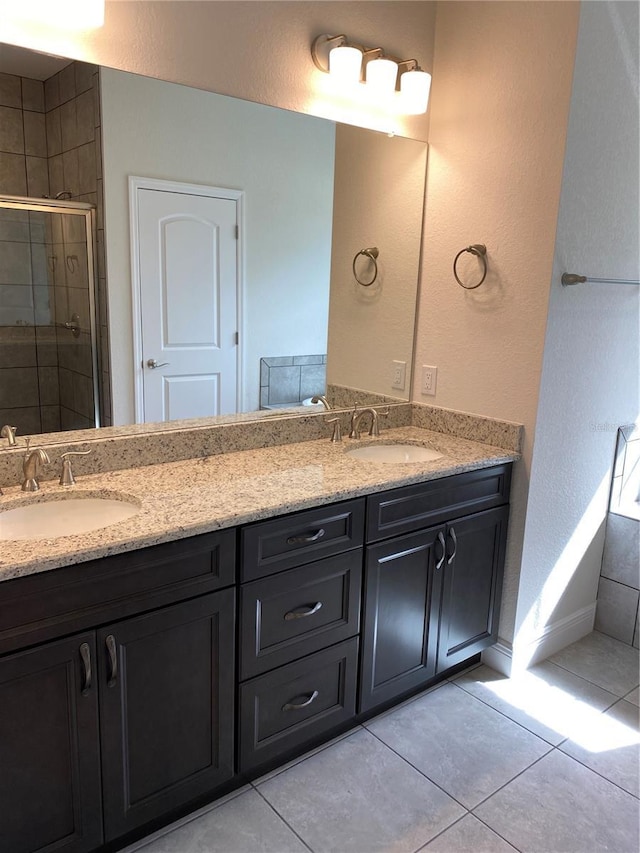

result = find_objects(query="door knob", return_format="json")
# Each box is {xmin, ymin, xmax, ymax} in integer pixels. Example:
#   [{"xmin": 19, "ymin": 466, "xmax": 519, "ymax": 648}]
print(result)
[{"xmin": 146, "ymin": 358, "xmax": 170, "ymax": 369}]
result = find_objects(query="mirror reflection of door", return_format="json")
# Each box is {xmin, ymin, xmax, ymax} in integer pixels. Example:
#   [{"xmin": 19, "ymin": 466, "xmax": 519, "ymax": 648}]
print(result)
[{"xmin": 131, "ymin": 180, "xmax": 240, "ymax": 423}]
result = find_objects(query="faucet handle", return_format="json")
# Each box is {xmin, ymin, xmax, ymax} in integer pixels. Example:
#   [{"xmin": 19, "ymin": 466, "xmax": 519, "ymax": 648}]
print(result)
[
  {"xmin": 60, "ymin": 449, "xmax": 92, "ymax": 486},
  {"xmin": 370, "ymin": 407, "xmax": 390, "ymax": 437},
  {"xmin": 325, "ymin": 417, "xmax": 342, "ymax": 443}
]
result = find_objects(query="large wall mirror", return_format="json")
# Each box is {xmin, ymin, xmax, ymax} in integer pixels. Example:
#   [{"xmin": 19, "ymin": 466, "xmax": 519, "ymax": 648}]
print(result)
[{"xmin": 0, "ymin": 43, "xmax": 427, "ymax": 443}]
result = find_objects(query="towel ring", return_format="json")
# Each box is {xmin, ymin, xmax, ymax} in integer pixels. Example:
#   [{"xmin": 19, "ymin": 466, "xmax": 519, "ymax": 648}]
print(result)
[
  {"xmin": 352, "ymin": 247, "xmax": 379, "ymax": 287},
  {"xmin": 453, "ymin": 244, "xmax": 488, "ymax": 290}
]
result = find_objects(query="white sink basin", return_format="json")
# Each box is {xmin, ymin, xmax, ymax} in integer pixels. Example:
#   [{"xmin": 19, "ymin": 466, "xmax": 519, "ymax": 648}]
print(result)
[
  {"xmin": 0, "ymin": 495, "xmax": 140, "ymax": 541},
  {"xmin": 346, "ymin": 444, "xmax": 443, "ymax": 463}
]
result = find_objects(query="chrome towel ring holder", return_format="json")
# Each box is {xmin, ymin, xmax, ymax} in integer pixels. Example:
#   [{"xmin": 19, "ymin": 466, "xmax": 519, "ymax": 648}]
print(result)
[
  {"xmin": 453, "ymin": 244, "xmax": 488, "ymax": 290},
  {"xmin": 352, "ymin": 246, "xmax": 379, "ymax": 287}
]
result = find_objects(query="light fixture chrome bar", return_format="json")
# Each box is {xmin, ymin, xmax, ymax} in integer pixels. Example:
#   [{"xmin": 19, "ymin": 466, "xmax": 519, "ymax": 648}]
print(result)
[{"xmin": 562, "ymin": 273, "xmax": 640, "ymax": 286}]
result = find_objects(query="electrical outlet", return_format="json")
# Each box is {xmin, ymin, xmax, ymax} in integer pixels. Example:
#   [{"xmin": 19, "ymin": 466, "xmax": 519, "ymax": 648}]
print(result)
[
  {"xmin": 421, "ymin": 365, "xmax": 437, "ymax": 396},
  {"xmin": 391, "ymin": 360, "xmax": 406, "ymax": 390}
]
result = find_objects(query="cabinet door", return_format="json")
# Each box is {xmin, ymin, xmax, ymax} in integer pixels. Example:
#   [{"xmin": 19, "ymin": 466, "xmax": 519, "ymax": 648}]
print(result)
[
  {"xmin": 435, "ymin": 505, "xmax": 509, "ymax": 672},
  {"xmin": 98, "ymin": 589, "xmax": 235, "ymax": 841},
  {"xmin": 360, "ymin": 528, "xmax": 441, "ymax": 713},
  {"xmin": 0, "ymin": 634, "xmax": 102, "ymax": 853}
]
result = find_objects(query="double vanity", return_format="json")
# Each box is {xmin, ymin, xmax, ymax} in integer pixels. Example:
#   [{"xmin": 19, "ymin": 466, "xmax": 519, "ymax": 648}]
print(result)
[{"xmin": 0, "ymin": 414, "xmax": 519, "ymax": 853}]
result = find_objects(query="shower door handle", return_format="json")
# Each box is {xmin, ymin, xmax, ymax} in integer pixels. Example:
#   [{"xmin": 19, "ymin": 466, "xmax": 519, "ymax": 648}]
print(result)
[{"xmin": 146, "ymin": 358, "xmax": 170, "ymax": 369}]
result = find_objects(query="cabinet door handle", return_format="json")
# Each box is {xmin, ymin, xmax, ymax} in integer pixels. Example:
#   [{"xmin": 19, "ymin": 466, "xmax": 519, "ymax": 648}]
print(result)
[
  {"xmin": 447, "ymin": 527, "xmax": 458, "ymax": 565},
  {"xmin": 105, "ymin": 634, "xmax": 118, "ymax": 687},
  {"xmin": 284, "ymin": 602, "xmax": 323, "ymax": 621},
  {"xmin": 435, "ymin": 531, "xmax": 446, "ymax": 570},
  {"xmin": 79, "ymin": 642, "xmax": 92, "ymax": 695},
  {"xmin": 282, "ymin": 690, "xmax": 319, "ymax": 711},
  {"xmin": 286, "ymin": 528, "xmax": 325, "ymax": 545}
]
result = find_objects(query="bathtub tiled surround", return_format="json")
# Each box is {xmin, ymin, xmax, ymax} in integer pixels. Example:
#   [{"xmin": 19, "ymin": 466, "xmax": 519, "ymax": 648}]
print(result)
[
  {"xmin": 259, "ymin": 354, "xmax": 326, "ymax": 408},
  {"xmin": 595, "ymin": 425, "xmax": 640, "ymax": 649},
  {"xmin": 122, "ymin": 631, "xmax": 639, "ymax": 853}
]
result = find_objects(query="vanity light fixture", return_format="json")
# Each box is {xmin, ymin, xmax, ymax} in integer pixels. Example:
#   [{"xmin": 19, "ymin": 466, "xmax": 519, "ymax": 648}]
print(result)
[
  {"xmin": 0, "ymin": 0, "xmax": 105, "ymax": 30},
  {"xmin": 312, "ymin": 33, "xmax": 432, "ymax": 114}
]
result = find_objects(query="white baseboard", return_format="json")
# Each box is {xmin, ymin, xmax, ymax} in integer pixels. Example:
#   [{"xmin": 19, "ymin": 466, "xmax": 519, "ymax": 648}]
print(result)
[
  {"xmin": 482, "ymin": 603, "xmax": 597, "ymax": 675},
  {"xmin": 481, "ymin": 641, "xmax": 514, "ymax": 676}
]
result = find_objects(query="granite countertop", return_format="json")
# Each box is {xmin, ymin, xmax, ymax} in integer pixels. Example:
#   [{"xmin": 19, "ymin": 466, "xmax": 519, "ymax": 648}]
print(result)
[{"xmin": 0, "ymin": 426, "xmax": 519, "ymax": 581}]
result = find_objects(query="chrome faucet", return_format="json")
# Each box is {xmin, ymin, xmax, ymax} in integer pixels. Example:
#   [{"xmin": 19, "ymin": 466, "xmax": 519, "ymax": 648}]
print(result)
[
  {"xmin": 1, "ymin": 424, "xmax": 17, "ymax": 446},
  {"xmin": 311, "ymin": 395, "xmax": 331, "ymax": 411},
  {"xmin": 22, "ymin": 447, "xmax": 50, "ymax": 492}
]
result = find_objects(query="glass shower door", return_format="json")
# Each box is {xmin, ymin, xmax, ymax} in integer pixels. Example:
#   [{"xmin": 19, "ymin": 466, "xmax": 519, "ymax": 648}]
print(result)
[{"xmin": 0, "ymin": 198, "xmax": 100, "ymax": 436}]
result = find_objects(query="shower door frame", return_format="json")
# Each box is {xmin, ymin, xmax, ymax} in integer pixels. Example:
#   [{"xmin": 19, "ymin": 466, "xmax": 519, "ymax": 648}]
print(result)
[{"xmin": 0, "ymin": 194, "xmax": 101, "ymax": 430}]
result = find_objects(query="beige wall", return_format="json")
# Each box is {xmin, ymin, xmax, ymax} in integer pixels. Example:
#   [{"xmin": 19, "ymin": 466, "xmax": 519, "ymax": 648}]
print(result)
[
  {"xmin": 413, "ymin": 1, "xmax": 580, "ymax": 647},
  {"xmin": 327, "ymin": 125, "xmax": 427, "ymax": 398},
  {"xmin": 2, "ymin": 1, "xmax": 436, "ymax": 141}
]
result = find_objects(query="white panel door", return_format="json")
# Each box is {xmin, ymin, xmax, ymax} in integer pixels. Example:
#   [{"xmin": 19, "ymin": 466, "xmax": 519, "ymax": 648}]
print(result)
[{"xmin": 136, "ymin": 187, "xmax": 238, "ymax": 422}]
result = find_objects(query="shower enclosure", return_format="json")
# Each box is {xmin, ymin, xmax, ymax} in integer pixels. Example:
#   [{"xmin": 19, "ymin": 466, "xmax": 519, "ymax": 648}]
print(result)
[{"xmin": 0, "ymin": 195, "xmax": 100, "ymax": 435}]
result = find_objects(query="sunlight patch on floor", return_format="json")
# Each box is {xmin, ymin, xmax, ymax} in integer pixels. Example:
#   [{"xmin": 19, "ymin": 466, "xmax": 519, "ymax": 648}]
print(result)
[{"xmin": 480, "ymin": 669, "xmax": 639, "ymax": 753}]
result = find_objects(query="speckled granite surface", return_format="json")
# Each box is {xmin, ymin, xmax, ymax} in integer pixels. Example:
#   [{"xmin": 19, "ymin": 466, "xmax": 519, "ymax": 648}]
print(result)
[
  {"xmin": 411, "ymin": 403, "xmax": 522, "ymax": 452},
  {"xmin": 0, "ymin": 426, "xmax": 519, "ymax": 581},
  {"xmin": 0, "ymin": 405, "xmax": 412, "ymax": 488}
]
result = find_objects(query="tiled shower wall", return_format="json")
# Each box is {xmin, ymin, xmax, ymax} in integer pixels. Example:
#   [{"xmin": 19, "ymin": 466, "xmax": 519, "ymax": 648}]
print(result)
[
  {"xmin": 595, "ymin": 426, "xmax": 640, "ymax": 649},
  {"xmin": 259, "ymin": 355, "xmax": 326, "ymax": 409},
  {"xmin": 0, "ymin": 61, "xmax": 112, "ymax": 430}
]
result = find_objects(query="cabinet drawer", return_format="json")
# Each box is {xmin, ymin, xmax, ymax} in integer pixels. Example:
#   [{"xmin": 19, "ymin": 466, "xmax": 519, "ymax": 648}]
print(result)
[
  {"xmin": 239, "ymin": 638, "xmax": 358, "ymax": 773},
  {"xmin": 0, "ymin": 529, "xmax": 236, "ymax": 655},
  {"xmin": 241, "ymin": 498, "xmax": 365, "ymax": 581},
  {"xmin": 366, "ymin": 465, "xmax": 511, "ymax": 542},
  {"xmin": 240, "ymin": 550, "xmax": 361, "ymax": 679}
]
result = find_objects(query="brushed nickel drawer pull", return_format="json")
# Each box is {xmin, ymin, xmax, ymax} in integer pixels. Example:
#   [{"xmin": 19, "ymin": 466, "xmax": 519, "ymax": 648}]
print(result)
[
  {"xmin": 105, "ymin": 634, "xmax": 118, "ymax": 687},
  {"xmin": 283, "ymin": 690, "xmax": 319, "ymax": 711},
  {"xmin": 286, "ymin": 528, "xmax": 325, "ymax": 545},
  {"xmin": 435, "ymin": 531, "xmax": 446, "ymax": 570},
  {"xmin": 447, "ymin": 527, "xmax": 458, "ymax": 565},
  {"xmin": 79, "ymin": 642, "xmax": 92, "ymax": 695},
  {"xmin": 284, "ymin": 602, "xmax": 323, "ymax": 621}
]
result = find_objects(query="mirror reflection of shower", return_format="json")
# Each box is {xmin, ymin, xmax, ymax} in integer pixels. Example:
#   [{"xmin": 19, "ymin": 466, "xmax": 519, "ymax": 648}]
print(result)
[{"xmin": 0, "ymin": 196, "xmax": 101, "ymax": 435}]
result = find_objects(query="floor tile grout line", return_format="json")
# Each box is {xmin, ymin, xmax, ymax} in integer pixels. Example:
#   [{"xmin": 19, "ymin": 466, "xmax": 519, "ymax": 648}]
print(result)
[
  {"xmin": 363, "ymin": 725, "xmax": 485, "ymax": 813},
  {"xmin": 448, "ymin": 679, "xmax": 564, "ymax": 747},
  {"xmin": 454, "ymin": 660, "xmax": 638, "ymax": 732},
  {"xmin": 468, "ymin": 745, "xmax": 556, "ymax": 813},
  {"xmin": 554, "ymin": 742, "xmax": 640, "ymax": 801},
  {"xmin": 547, "ymin": 658, "xmax": 638, "ymax": 698},
  {"xmin": 411, "ymin": 812, "xmax": 472, "ymax": 853},
  {"xmin": 469, "ymin": 812, "xmax": 525, "ymax": 852},
  {"xmin": 252, "ymin": 782, "xmax": 314, "ymax": 852}
]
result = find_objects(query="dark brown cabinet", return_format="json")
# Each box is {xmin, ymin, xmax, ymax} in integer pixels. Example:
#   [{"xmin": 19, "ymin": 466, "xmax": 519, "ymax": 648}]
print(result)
[
  {"xmin": 360, "ymin": 465, "xmax": 511, "ymax": 713},
  {"xmin": 0, "ymin": 634, "xmax": 102, "ymax": 853},
  {"xmin": 0, "ymin": 530, "xmax": 236, "ymax": 853},
  {"xmin": 99, "ymin": 590, "xmax": 235, "ymax": 840},
  {"xmin": 434, "ymin": 505, "xmax": 508, "ymax": 672},
  {"xmin": 360, "ymin": 528, "xmax": 440, "ymax": 712},
  {"xmin": 238, "ymin": 503, "xmax": 365, "ymax": 772}
]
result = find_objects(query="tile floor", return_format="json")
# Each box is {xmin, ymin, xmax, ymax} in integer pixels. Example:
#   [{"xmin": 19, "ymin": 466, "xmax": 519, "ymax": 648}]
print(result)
[{"xmin": 124, "ymin": 631, "xmax": 639, "ymax": 853}]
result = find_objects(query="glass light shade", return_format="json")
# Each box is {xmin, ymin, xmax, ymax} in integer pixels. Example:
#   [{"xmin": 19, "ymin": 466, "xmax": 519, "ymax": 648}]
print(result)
[
  {"xmin": 399, "ymin": 69, "xmax": 432, "ymax": 114},
  {"xmin": 365, "ymin": 58, "xmax": 398, "ymax": 94},
  {"xmin": 328, "ymin": 45, "xmax": 363, "ymax": 85},
  {"xmin": 1, "ymin": 0, "xmax": 105, "ymax": 29}
]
